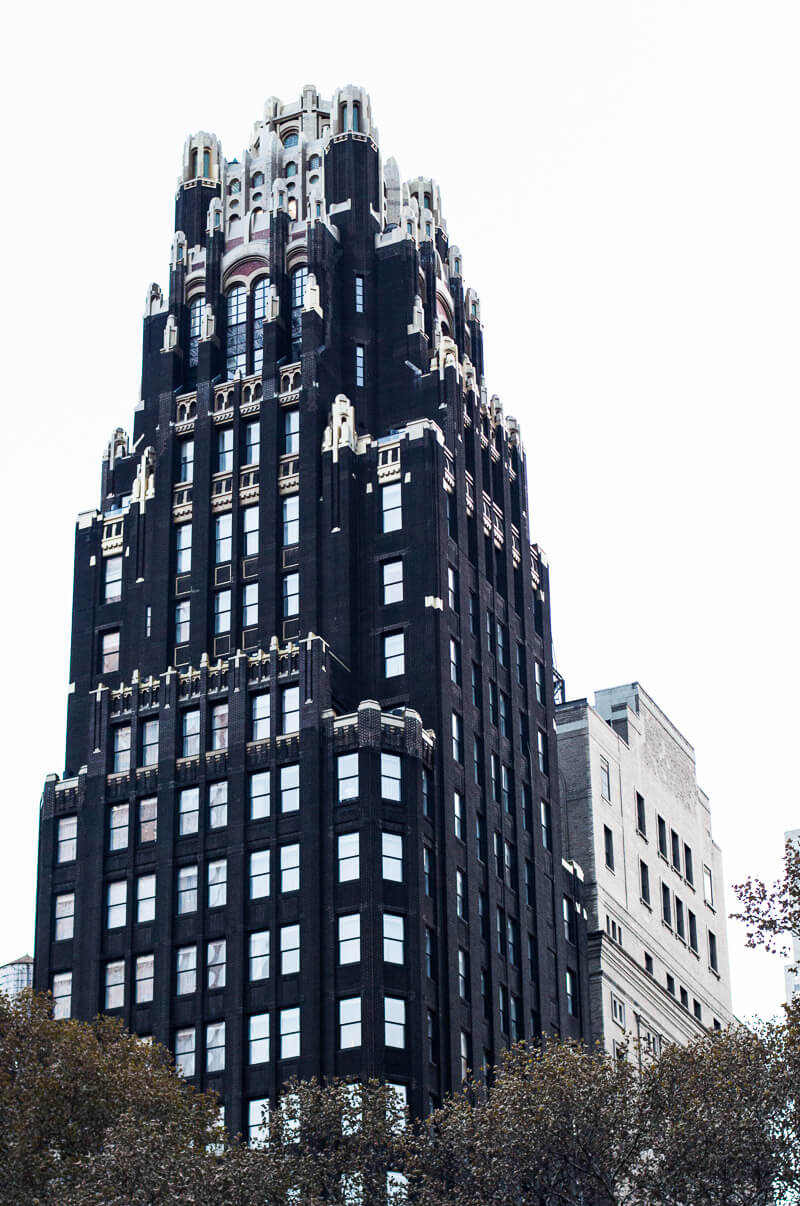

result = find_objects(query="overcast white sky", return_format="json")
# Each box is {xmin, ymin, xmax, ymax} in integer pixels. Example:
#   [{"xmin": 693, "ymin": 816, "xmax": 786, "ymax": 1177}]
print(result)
[{"xmin": 0, "ymin": 0, "xmax": 797, "ymax": 1022}]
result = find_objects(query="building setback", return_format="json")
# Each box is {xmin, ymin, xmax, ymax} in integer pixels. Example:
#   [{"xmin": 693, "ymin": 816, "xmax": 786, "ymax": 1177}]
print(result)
[
  {"xmin": 556, "ymin": 683, "xmax": 734, "ymax": 1059},
  {"xmin": 33, "ymin": 85, "xmax": 587, "ymax": 1135}
]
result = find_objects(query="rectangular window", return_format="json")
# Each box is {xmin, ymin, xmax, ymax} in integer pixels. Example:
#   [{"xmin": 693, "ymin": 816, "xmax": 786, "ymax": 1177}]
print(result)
[
  {"xmin": 280, "ymin": 924, "xmax": 300, "ymax": 975},
  {"xmin": 57, "ymin": 815, "xmax": 77, "ymax": 862},
  {"xmin": 657, "ymin": 815, "xmax": 668, "ymax": 859},
  {"xmin": 537, "ymin": 729, "xmax": 549, "ymax": 776},
  {"xmin": 210, "ymin": 704, "xmax": 228, "ymax": 751},
  {"xmin": 499, "ymin": 692, "xmax": 510, "ymax": 739},
  {"xmin": 383, "ymin": 631, "xmax": 405, "ymax": 677},
  {"xmin": 281, "ymin": 844, "xmax": 300, "ymax": 893},
  {"xmin": 708, "ymin": 930, "xmax": 719, "ymax": 973},
  {"xmin": 207, "ymin": 939, "xmax": 226, "ymax": 989},
  {"xmin": 447, "ymin": 565, "xmax": 459, "ymax": 611},
  {"xmin": 54, "ymin": 892, "xmax": 75, "ymax": 941},
  {"xmin": 688, "ymin": 909, "xmax": 698, "ymax": 953},
  {"xmin": 176, "ymin": 525, "xmax": 192, "ymax": 574},
  {"xmin": 242, "ymin": 582, "xmax": 259, "ymax": 627},
  {"xmin": 179, "ymin": 438, "xmax": 194, "ymax": 483},
  {"xmin": 104, "ymin": 555, "xmax": 123, "ymax": 601},
  {"xmin": 137, "ymin": 872, "xmax": 156, "ymax": 923},
  {"xmin": 703, "ymin": 865, "xmax": 714, "ymax": 906},
  {"xmin": 135, "ymin": 954, "xmax": 154, "ymax": 1004},
  {"xmin": 456, "ymin": 868, "xmax": 466, "ymax": 918},
  {"xmin": 600, "ymin": 757, "xmax": 611, "ymax": 800},
  {"xmin": 249, "ymin": 770, "xmax": 270, "ymax": 820},
  {"xmin": 662, "ymin": 883, "xmax": 672, "ymax": 927},
  {"xmin": 636, "ymin": 792, "xmax": 647, "ymax": 836},
  {"xmin": 282, "ymin": 495, "xmax": 299, "ymax": 545},
  {"xmin": 501, "ymin": 764, "xmax": 512, "ymax": 812},
  {"xmin": 250, "ymin": 850, "xmax": 270, "ymax": 899},
  {"xmin": 338, "ymin": 913, "xmax": 361, "ymax": 964},
  {"xmin": 106, "ymin": 880, "xmax": 126, "ymax": 929},
  {"xmin": 640, "ymin": 860, "xmax": 651, "ymax": 906},
  {"xmin": 383, "ymin": 913, "xmax": 404, "ymax": 963},
  {"xmin": 280, "ymin": 764, "xmax": 300, "ymax": 813},
  {"xmin": 382, "ymin": 558, "xmax": 403, "ymax": 605},
  {"xmin": 498, "ymin": 984, "xmax": 509, "ymax": 1032},
  {"xmin": 280, "ymin": 1007, "xmax": 301, "ymax": 1059},
  {"xmin": 424, "ymin": 847, "xmax": 434, "ymax": 898},
  {"xmin": 451, "ymin": 712, "xmax": 463, "ymax": 763},
  {"xmin": 175, "ymin": 599, "xmax": 190, "ymax": 644},
  {"xmin": 282, "ymin": 572, "xmax": 299, "ymax": 618},
  {"xmin": 534, "ymin": 659, "xmax": 545, "ymax": 705},
  {"xmin": 667, "ymin": 973, "xmax": 676, "ymax": 996},
  {"xmin": 216, "ymin": 427, "xmax": 233, "ymax": 473},
  {"xmin": 242, "ymin": 505, "xmax": 259, "ymax": 556},
  {"xmin": 355, "ymin": 343, "xmax": 365, "ymax": 386},
  {"xmin": 208, "ymin": 780, "xmax": 227, "ymax": 829},
  {"xmin": 249, "ymin": 931, "xmax": 269, "ymax": 981},
  {"xmin": 281, "ymin": 685, "xmax": 300, "ymax": 733},
  {"xmin": 179, "ymin": 787, "xmax": 199, "ymax": 836},
  {"xmin": 562, "ymin": 895, "xmax": 576, "ymax": 944},
  {"xmin": 425, "ymin": 927, "xmax": 435, "ymax": 978},
  {"xmin": 138, "ymin": 796, "xmax": 157, "ymax": 843},
  {"xmin": 177, "ymin": 865, "xmax": 197, "ymax": 914},
  {"xmin": 251, "ymin": 693, "xmax": 270, "ymax": 741},
  {"xmin": 52, "ymin": 972, "xmax": 72, "ymax": 1019},
  {"xmin": 454, "ymin": 791, "xmax": 464, "ymax": 840},
  {"xmin": 671, "ymin": 829, "xmax": 682, "ymax": 872},
  {"xmin": 381, "ymin": 483, "xmax": 402, "ymax": 533},
  {"xmin": 248, "ymin": 1098, "xmax": 269, "ymax": 1146},
  {"xmin": 101, "ymin": 630, "xmax": 120, "ymax": 674},
  {"xmin": 214, "ymin": 590, "xmax": 231, "ymax": 635},
  {"xmin": 215, "ymin": 513, "xmax": 232, "ymax": 564},
  {"xmin": 381, "ymin": 753, "xmax": 402, "ymax": 801},
  {"xmin": 109, "ymin": 802, "xmax": 129, "ymax": 851},
  {"xmin": 105, "ymin": 960, "xmax": 125, "ymax": 1009},
  {"xmin": 540, "ymin": 799, "xmax": 551, "ymax": 850},
  {"xmin": 338, "ymin": 832, "xmax": 359, "ymax": 881},
  {"xmin": 249, "ymin": 1013, "xmax": 270, "ymax": 1064},
  {"xmin": 354, "ymin": 275, "xmax": 364, "ymax": 313},
  {"xmin": 449, "ymin": 637, "xmax": 461, "ymax": 686},
  {"xmin": 176, "ymin": 945, "xmax": 197, "ymax": 995},
  {"xmin": 181, "ymin": 709, "xmax": 200, "ymax": 758},
  {"xmin": 604, "ymin": 826, "xmax": 615, "ymax": 871},
  {"xmin": 140, "ymin": 720, "xmax": 159, "ymax": 768},
  {"xmin": 684, "ymin": 844, "xmax": 694, "ymax": 886},
  {"xmin": 471, "ymin": 663, "xmax": 480, "ymax": 708},
  {"xmin": 175, "ymin": 1028, "xmax": 196, "ymax": 1077},
  {"xmin": 207, "ymin": 859, "xmax": 227, "ymax": 908},
  {"xmin": 384, "ymin": 997, "xmax": 406, "ymax": 1048},
  {"xmin": 339, "ymin": 997, "xmax": 362, "ymax": 1049},
  {"xmin": 382, "ymin": 832, "xmax": 403, "ymax": 881},
  {"xmin": 675, "ymin": 897, "xmax": 686, "ymax": 941},
  {"xmin": 496, "ymin": 621, "xmax": 507, "ymax": 666},
  {"xmin": 458, "ymin": 948, "xmax": 469, "ymax": 999},
  {"xmin": 244, "ymin": 421, "xmax": 260, "ymax": 466},
  {"xmin": 611, "ymin": 993, "xmax": 626, "ymax": 1027},
  {"xmin": 565, "ymin": 969, "xmax": 578, "ymax": 1017},
  {"xmin": 337, "ymin": 752, "xmax": 359, "ymax": 803},
  {"xmin": 422, "ymin": 767, "xmax": 432, "ymax": 817},
  {"xmin": 113, "ymin": 725, "xmax": 131, "ymax": 773},
  {"xmin": 206, "ymin": 1021, "xmax": 225, "ymax": 1073}
]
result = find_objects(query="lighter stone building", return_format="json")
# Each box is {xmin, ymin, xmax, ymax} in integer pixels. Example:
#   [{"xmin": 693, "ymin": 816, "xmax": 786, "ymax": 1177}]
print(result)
[
  {"xmin": 556, "ymin": 683, "xmax": 734, "ymax": 1059},
  {"xmin": 0, "ymin": 954, "xmax": 33, "ymax": 998},
  {"xmin": 784, "ymin": 828, "xmax": 800, "ymax": 1004}
]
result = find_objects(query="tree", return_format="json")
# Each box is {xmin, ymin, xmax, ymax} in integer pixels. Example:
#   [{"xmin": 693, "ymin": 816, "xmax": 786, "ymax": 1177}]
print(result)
[{"xmin": 731, "ymin": 834, "xmax": 800, "ymax": 959}]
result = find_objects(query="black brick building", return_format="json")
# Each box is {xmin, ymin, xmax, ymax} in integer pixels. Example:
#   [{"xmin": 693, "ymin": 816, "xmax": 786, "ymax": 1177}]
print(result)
[{"xmin": 34, "ymin": 84, "xmax": 588, "ymax": 1136}]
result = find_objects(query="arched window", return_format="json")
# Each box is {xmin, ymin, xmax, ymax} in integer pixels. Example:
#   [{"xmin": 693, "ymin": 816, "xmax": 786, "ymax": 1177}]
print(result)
[
  {"xmin": 252, "ymin": 192, "xmax": 262, "ymax": 203},
  {"xmin": 423, "ymin": 193, "xmax": 432, "ymax": 210},
  {"xmin": 309, "ymin": 174, "xmax": 319, "ymax": 187},
  {"xmin": 252, "ymin": 208, "xmax": 267, "ymax": 234},
  {"xmin": 190, "ymin": 148, "xmax": 198, "ymax": 177},
  {"xmin": 252, "ymin": 171, "xmax": 264, "ymax": 187},
  {"xmin": 283, "ymin": 131, "xmax": 298, "ymax": 147},
  {"xmin": 454, "ymin": 258, "xmax": 461, "ymax": 275},
  {"xmin": 352, "ymin": 102, "xmax": 361, "ymax": 132},
  {"xmin": 315, "ymin": 202, "xmax": 322, "ymax": 218},
  {"xmin": 214, "ymin": 211, "xmax": 221, "ymax": 230},
  {"xmin": 202, "ymin": 148, "xmax": 211, "ymax": 177},
  {"xmin": 189, "ymin": 295, "xmax": 204, "ymax": 367},
  {"xmin": 228, "ymin": 214, "xmax": 242, "ymax": 241},
  {"xmin": 230, "ymin": 179, "xmax": 241, "ymax": 194},
  {"xmin": 287, "ymin": 197, "xmax": 298, "ymax": 221},
  {"xmin": 339, "ymin": 103, "xmax": 348, "ymax": 132},
  {"xmin": 290, "ymin": 266, "xmax": 308, "ymax": 357},
  {"xmin": 253, "ymin": 277, "xmax": 270, "ymax": 373},
  {"xmin": 286, "ymin": 162, "xmax": 297, "ymax": 177},
  {"xmin": 425, "ymin": 222, "xmax": 432, "ymax": 238},
  {"xmin": 309, "ymin": 154, "xmax": 321, "ymax": 170},
  {"xmin": 226, "ymin": 286, "xmax": 247, "ymax": 378}
]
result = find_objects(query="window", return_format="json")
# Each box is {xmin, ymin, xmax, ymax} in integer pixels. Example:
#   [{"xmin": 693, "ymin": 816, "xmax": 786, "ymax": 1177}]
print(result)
[
  {"xmin": 666, "ymin": 973, "xmax": 676, "ymax": 996},
  {"xmin": 381, "ymin": 483, "xmax": 402, "ymax": 532},
  {"xmin": 109, "ymin": 803, "xmax": 129, "ymax": 851},
  {"xmin": 179, "ymin": 787, "xmax": 199, "ymax": 836},
  {"xmin": 382, "ymin": 559, "xmax": 403, "ymax": 604},
  {"xmin": 248, "ymin": 1098, "xmax": 269, "ymax": 1146},
  {"xmin": 175, "ymin": 599, "xmax": 190, "ymax": 644},
  {"xmin": 281, "ymin": 844, "xmax": 300, "ymax": 893},
  {"xmin": 501, "ymin": 764, "xmax": 512, "ymax": 813},
  {"xmin": 671, "ymin": 830, "xmax": 681, "ymax": 872},
  {"xmin": 688, "ymin": 909, "xmax": 698, "ymax": 952},
  {"xmin": 337, "ymin": 752, "xmax": 359, "ymax": 803},
  {"xmin": 176, "ymin": 945, "xmax": 197, "ymax": 995},
  {"xmin": 606, "ymin": 915, "xmax": 623, "ymax": 945},
  {"xmin": 283, "ymin": 408, "xmax": 299, "ymax": 455},
  {"xmin": 451, "ymin": 712, "xmax": 463, "ymax": 763},
  {"xmin": 104, "ymin": 555, "xmax": 122, "ymax": 602},
  {"xmin": 565, "ymin": 969, "xmax": 578, "ymax": 1017},
  {"xmin": 533, "ymin": 659, "xmax": 545, "ymax": 705},
  {"xmin": 181, "ymin": 709, "xmax": 200, "ymax": 758},
  {"xmin": 249, "ymin": 931, "xmax": 269, "ymax": 980},
  {"xmin": 176, "ymin": 524, "xmax": 192, "ymax": 574},
  {"xmin": 611, "ymin": 994, "xmax": 626, "ymax": 1027},
  {"xmin": 136, "ymin": 954, "xmax": 154, "ymax": 1004},
  {"xmin": 703, "ymin": 865, "xmax": 714, "ymax": 906},
  {"xmin": 280, "ymin": 764, "xmax": 300, "ymax": 813},
  {"xmin": 140, "ymin": 720, "xmax": 159, "ymax": 768},
  {"xmin": 383, "ymin": 914, "xmax": 404, "ymax": 963},
  {"xmin": 208, "ymin": 781, "xmax": 228, "ymax": 828},
  {"xmin": 283, "ymin": 572, "xmax": 299, "ymax": 618},
  {"xmin": 422, "ymin": 766, "xmax": 432, "ymax": 817},
  {"xmin": 113, "ymin": 725, "xmax": 131, "ymax": 773},
  {"xmin": 215, "ymin": 513, "xmax": 232, "ymax": 564},
  {"xmin": 449, "ymin": 637, "xmax": 461, "ymax": 686},
  {"xmin": 382, "ymin": 832, "xmax": 403, "ymax": 881},
  {"xmin": 355, "ymin": 344, "xmax": 365, "ymax": 386},
  {"xmin": 644, "ymin": 952, "xmax": 654, "ymax": 975},
  {"xmin": 540, "ymin": 799, "xmax": 551, "ymax": 850},
  {"xmin": 175, "ymin": 1029, "xmax": 196, "ymax": 1077},
  {"xmin": 105, "ymin": 961, "xmax": 125, "ymax": 1009},
  {"xmin": 424, "ymin": 847, "xmax": 434, "ymax": 898},
  {"xmin": 226, "ymin": 285, "xmax": 247, "ymax": 377},
  {"xmin": 385, "ymin": 997, "xmax": 406, "ymax": 1047},
  {"xmin": 55, "ymin": 892, "xmax": 75, "ymax": 941},
  {"xmin": 206, "ymin": 1022, "xmax": 225, "ymax": 1073},
  {"xmin": 662, "ymin": 883, "xmax": 672, "ymax": 927},
  {"xmin": 604, "ymin": 826, "xmax": 615, "ymax": 871},
  {"xmin": 177, "ymin": 865, "xmax": 197, "ymax": 914},
  {"xmin": 137, "ymin": 873, "xmax": 156, "ymax": 923},
  {"xmin": 58, "ymin": 816, "xmax": 77, "ymax": 863},
  {"xmin": 101, "ymin": 630, "xmax": 120, "ymax": 674},
  {"xmin": 250, "ymin": 850, "xmax": 270, "ymax": 899},
  {"xmin": 281, "ymin": 924, "xmax": 300, "ymax": 975},
  {"xmin": 208, "ymin": 859, "xmax": 227, "ymax": 907},
  {"xmin": 242, "ymin": 582, "xmax": 258, "ymax": 628},
  {"xmin": 106, "ymin": 880, "xmax": 126, "ymax": 929},
  {"xmin": 496, "ymin": 622, "xmax": 507, "ymax": 666},
  {"xmin": 242, "ymin": 506, "xmax": 259, "ymax": 557},
  {"xmin": 657, "ymin": 815, "xmax": 668, "ymax": 859},
  {"xmin": 684, "ymin": 844, "xmax": 694, "ymax": 887},
  {"xmin": 354, "ymin": 274, "xmax": 365, "ymax": 313},
  {"xmin": 247, "ymin": 770, "xmax": 270, "ymax": 820},
  {"xmin": 446, "ymin": 565, "xmax": 459, "ymax": 612},
  {"xmin": 381, "ymin": 753, "xmax": 402, "ymax": 801},
  {"xmin": 383, "ymin": 631, "xmax": 405, "ymax": 677},
  {"xmin": 600, "ymin": 757, "xmax": 611, "ymax": 800},
  {"xmin": 210, "ymin": 704, "xmax": 228, "ymax": 750},
  {"xmin": 52, "ymin": 972, "xmax": 72, "ymax": 1019},
  {"xmin": 339, "ymin": 997, "xmax": 362, "ymax": 1049},
  {"xmin": 636, "ymin": 792, "xmax": 647, "ymax": 836},
  {"xmin": 499, "ymin": 692, "xmax": 510, "ymax": 739},
  {"xmin": 675, "ymin": 897, "xmax": 686, "ymax": 941},
  {"xmin": 708, "ymin": 930, "xmax": 719, "ymax": 973},
  {"xmin": 562, "ymin": 896, "xmax": 576, "ymax": 944},
  {"xmin": 693, "ymin": 998, "xmax": 702, "ymax": 1021},
  {"xmin": 454, "ymin": 791, "xmax": 464, "ymax": 840},
  {"xmin": 207, "ymin": 939, "xmax": 226, "ymax": 989},
  {"xmin": 251, "ymin": 693, "xmax": 270, "ymax": 741},
  {"xmin": 280, "ymin": 1007, "xmax": 300, "ymax": 1059},
  {"xmin": 537, "ymin": 729, "xmax": 549, "ymax": 775},
  {"xmin": 458, "ymin": 948, "xmax": 469, "ymax": 999},
  {"xmin": 281, "ymin": 685, "xmax": 300, "ymax": 733},
  {"xmin": 282, "ymin": 495, "xmax": 299, "ymax": 545},
  {"xmin": 243, "ymin": 419, "xmax": 260, "ymax": 466},
  {"xmin": 337, "ymin": 832, "xmax": 359, "ymax": 881},
  {"xmin": 640, "ymin": 860, "xmax": 651, "ymax": 906},
  {"xmin": 179, "ymin": 439, "xmax": 194, "ymax": 483},
  {"xmin": 455, "ymin": 868, "xmax": 466, "ymax": 918},
  {"xmin": 338, "ymin": 913, "xmax": 361, "ymax": 964}
]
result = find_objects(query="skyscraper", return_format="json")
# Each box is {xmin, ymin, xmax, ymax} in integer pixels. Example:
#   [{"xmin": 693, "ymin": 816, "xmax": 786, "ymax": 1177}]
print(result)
[{"xmin": 34, "ymin": 85, "xmax": 586, "ymax": 1134}]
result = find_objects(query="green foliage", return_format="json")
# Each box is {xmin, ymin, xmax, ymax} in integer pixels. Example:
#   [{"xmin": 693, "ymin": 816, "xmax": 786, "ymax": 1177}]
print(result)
[{"xmin": 732, "ymin": 835, "xmax": 800, "ymax": 958}]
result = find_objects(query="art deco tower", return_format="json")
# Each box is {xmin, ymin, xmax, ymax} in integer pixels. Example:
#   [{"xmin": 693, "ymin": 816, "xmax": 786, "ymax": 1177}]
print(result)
[{"xmin": 34, "ymin": 85, "xmax": 587, "ymax": 1135}]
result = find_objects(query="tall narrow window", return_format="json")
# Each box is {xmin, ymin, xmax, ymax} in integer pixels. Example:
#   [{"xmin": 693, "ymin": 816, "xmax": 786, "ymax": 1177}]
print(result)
[
  {"xmin": 280, "ymin": 1007, "xmax": 301, "ymax": 1059},
  {"xmin": 249, "ymin": 850, "xmax": 270, "ymax": 899},
  {"xmin": 280, "ymin": 763, "xmax": 300, "ymax": 812},
  {"xmin": 354, "ymin": 275, "xmax": 364, "ymax": 312},
  {"xmin": 383, "ymin": 914, "xmax": 404, "ymax": 963},
  {"xmin": 382, "ymin": 833, "xmax": 403, "ymax": 881},
  {"xmin": 226, "ymin": 286, "xmax": 247, "ymax": 377},
  {"xmin": 600, "ymin": 758, "xmax": 611, "ymax": 801},
  {"xmin": 249, "ymin": 1013, "xmax": 270, "ymax": 1064},
  {"xmin": 242, "ymin": 582, "xmax": 258, "ymax": 628},
  {"xmin": 282, "ymin": 685, "xmax": 300, "ymax": 733},
  {"xmin": 57, "ymin": 816, "xmax": 77, "ymax": 863},
  {"xmin": 249, "ymin": 770, "xmax": 269, "ymax": 820},
  {"xmin": 383, "ymin": 632, "xmax": 405, "ymax": 677},
  {"xmin": 451, "ymin": 712, "xmax": 463, "ymax": 763},
  {"xmin": 140, "ymin": 720, "xmax": 159, "ymax": 767},
  {"xmin": 215, "ymin": 514, "xmax": 232, "ymax": 564},
  {"xmin": 137, "ymin": 872, "xmax": 156, "ymax": 922},
  {"xmin": 207, "ymin": 859, "xmax": 227, "ymax": 908},
  {"xmin": 338, "ymin": 913, "xmax": 361, "ymax": 964},
  {"xmin": 249, "ymin": 932, "xmax": 269, "ymax": 981},
  {"xmin": 188, "ymin": 295, "xmax": 204, "ymax": 367},
  {"xmin": 175, "ymin": 1029, "xmax": 196, "ymax": 1077},
  {"xmin": 636, "ymin": 792, "xmax": 647, "ymax": 836},
  {"xmin": 105, "ymin": 961, "xmax": 125, "ymax": 1009},
  {"xmin": 604, "ymin": 826, "xmax": 615, "ymax": 871},
  {"xmin": 708, "ymin": 930, "xmax": 719, "ymax": 973},
  {"xmin": 54, "ymin": 892, "xmax": 75, "ymax": 941},
  {"xmin": 384, "ymin": 997, "xmax": 406, "ymax": 1048},
  {"xmin": 657, "ymin": 816, "xmax": 668, "ymax": 859},
  {"xmin": 684, "ymin": 844, "xmax": 694, "ymax": 887},
  {"xmin": 290, "ymin": 266, "xmax": 308, "ymax": 352},
  {"xmin": 175, "ymin": 600, "xmax": 190, "ymax": 644},
  {"xmin": 251, "ymin": 693, "xmax": 270, "ymax": 741},
  {"xmin": 206, "ymin": 1022, "xmax": 225, "ymax": 1073},
  {"xmin": 207, "ymin": 940, "xmax": 226, "ymax": 989},
  {"xmin": 109, "ymin": 803, "xmax": 129, "ymax": 851},
  {"xmin": 179, "ymin": 787, "xmax": 199, "ymax": 835},
  {"xmin": 179, "ymin": 439, "xmax": 194, "ymax": 483},
  {"xmin": 177, "ymin": 866, "xmax": 198, "ymax": 914},
  {"xmin": 382, "ymin": 559, "xmax": 403, "ymax": 604},
  {"xmin": 242, "ymin": 506, "xmax": 259, "ymax": 557},
  {"xmin": 355, "ymin": 344, "xmax": 365, "ymax": 386},
  {"xmin": 112, "ymin": 726, "xmax": 131, "ymax": 773},
  {"xmin": 540, "ymin": 799, "xmax": 552, "ymax": 850},
  {"xmin": 662, "ymin": 883, "xmax": 672, "ymax": 927},
  {"xmin": 101, "ymin": 630, "xmax": 120, "ymax": 674},
  {"xmin": 283, "ymin": 572, "xmax": 299, "ymax": 618},
  {"xmin": 281, "ymin": 844, "xmax": 300, "ymax": 892},
  {"xmin": 136, "ymin": 954, "xmax": 154, "ymax": 1003},
  {"xmin": 381, "ymin": 483, "xmax": 402, "ymax": 532},
  {"xmin": 280, "ymin": 924, "xmax": 300, "ymax": 975},
  {"xmin": 176, "ymin": 945, "xmax": 197, "ymax": 995},
  {"xmin": 380, "ymin": 753, "xmax": 402, "ymax": 801},
  {"xmin": 253, "ymin": 278, "xmax": 269, "ymax": 372},
  {"xmin": 52, "ymin": 972, "xmax": 72, "ymax": 1019},
  {"xmin": 176, "ymin": 525, "xmax": 192, "ymax": 574},
  {"xmin": 338, "ymin": 832, "xmax": 359, "ymax": 881},
  {"xmin": 216, "ymin": 427, "xmax": 233, "ymax": 473},
  {"xmin": 208, "ymin": 780, "xmax": 228, "ymax": 827},
  {"xmin": 339, "ymin": 997, "xmax": 362, "ymax": 1049},
  {"xmin": 214, "ymin": 591, "xmax": 231, "ymax": 635},
  {"xmin": 283, "ymin": 409, "xmax": 299, "ymax": 455},
  {"xmin": 106, "ymin": 881, "xmax": 126, "ymax": 929},
  {"xmin": 282, "ymin": 495, "xmax": 299, "ymax": 545},
  {"xmin": 640, "ymin": 860, "xmax": 651, "ymax": 906}
]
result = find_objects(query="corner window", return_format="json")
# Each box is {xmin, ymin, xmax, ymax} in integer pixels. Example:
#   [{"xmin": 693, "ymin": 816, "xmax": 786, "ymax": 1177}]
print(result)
[
  {"xmin": 380, "ymin": 753, "xmax": 402, "ymax": 801},
  {"xmin": 338, "ymin": 913, "xmax": 361, "ymax": 964},
  {"xmin": 337, "ymin": 753, "xmax": 359, "ymax": 803}
]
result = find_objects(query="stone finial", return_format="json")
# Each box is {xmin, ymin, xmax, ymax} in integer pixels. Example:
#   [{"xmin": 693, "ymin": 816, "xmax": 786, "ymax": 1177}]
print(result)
[
  {"xmin": 407, "ymin": 294, "xmax": 425, "ymax": 335},
  {"xmin": 268, "ymin": 283, "xmax": 280, "ymax": 321},
  {"xmin": 162, "ymin": 313, "xmax": 177, "ymax": 352},
  {"xmin": 323, "ymin": 394, "xmax": 357, "ymax": 462},
  {"xmin": 303, "ymin": 272, "xmax": 323, "ymax": 316},
  {"xmin": 202, "ymin": 302, "xmax": 215, "ymax": 341},
  {"xmin": 144, "ymin": 283, "xmax": 165, "ymax": 317}
]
